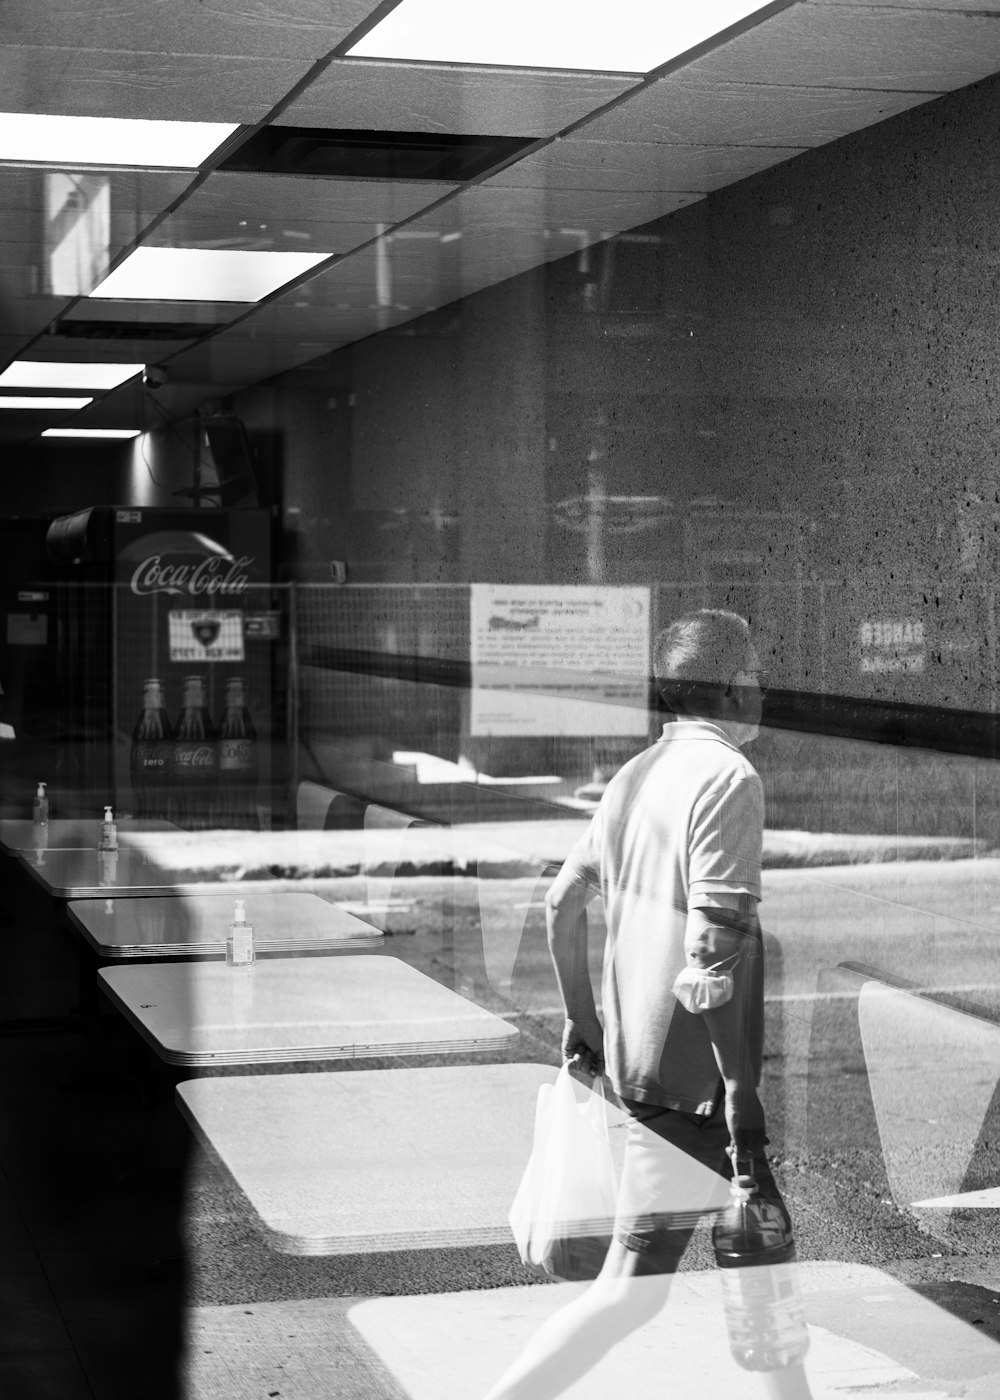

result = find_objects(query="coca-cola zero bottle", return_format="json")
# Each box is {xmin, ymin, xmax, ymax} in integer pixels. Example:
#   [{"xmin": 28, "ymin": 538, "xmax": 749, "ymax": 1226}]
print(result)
[
  {"xmin": 130, "ymin": 678, "xmax": 173, "ymax": 820},
  {"xmin": 215, "ymin": 676, "xmax": 259, "ymax": 830},
  {"xmin": 169, "ymin": 674, "xmax": 217, "ymax": 830}
]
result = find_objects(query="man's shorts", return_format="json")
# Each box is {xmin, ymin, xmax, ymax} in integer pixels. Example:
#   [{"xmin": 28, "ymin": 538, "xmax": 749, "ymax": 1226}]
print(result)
[
  {"xmin": 612, "ymin": 1096, "xmax": 732, "ymax": 1272},
  {"xmin": 613, "ymin": 1096, "xmax": 782, "ymax": 1272}
]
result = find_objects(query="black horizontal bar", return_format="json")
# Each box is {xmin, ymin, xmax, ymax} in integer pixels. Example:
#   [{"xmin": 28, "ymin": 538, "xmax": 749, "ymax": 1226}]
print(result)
[{"xmin": 300, "ymin": 644, "xmax": 1000, "ymax": 760}]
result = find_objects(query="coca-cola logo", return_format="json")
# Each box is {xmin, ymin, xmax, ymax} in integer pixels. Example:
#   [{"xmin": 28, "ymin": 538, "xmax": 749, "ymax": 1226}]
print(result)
[
  {"xmin": 174, "ymin": 745, "xmax": 216, "ymax": 768},
  {"xmin": 130, "ymin": 554, "xmax": 254, "ymax": 598}
]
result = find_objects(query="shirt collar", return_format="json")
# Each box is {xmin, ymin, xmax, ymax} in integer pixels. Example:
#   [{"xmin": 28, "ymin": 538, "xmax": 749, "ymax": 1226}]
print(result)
[{"xmin": 659, "ymin": 717, "xmax": 742, "ymax": 751}]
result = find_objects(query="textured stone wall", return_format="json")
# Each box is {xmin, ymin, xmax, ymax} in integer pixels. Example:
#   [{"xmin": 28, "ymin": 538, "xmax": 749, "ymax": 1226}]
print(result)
[{"xmin": 268, "ymin": 70, "xmax": 1000, "ymax": 715}]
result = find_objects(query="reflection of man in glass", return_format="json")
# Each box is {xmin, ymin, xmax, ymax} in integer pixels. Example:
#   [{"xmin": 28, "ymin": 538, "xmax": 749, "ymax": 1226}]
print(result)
[{"xmin": 485, "ymin": 609, "xmax": 790, "ymax": 1400}]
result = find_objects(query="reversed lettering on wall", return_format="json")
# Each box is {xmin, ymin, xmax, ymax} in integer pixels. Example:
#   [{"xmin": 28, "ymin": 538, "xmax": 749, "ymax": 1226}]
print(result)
[{"xmin": 858, "ymin": 617, "xmax": 926, "ymax": 673}]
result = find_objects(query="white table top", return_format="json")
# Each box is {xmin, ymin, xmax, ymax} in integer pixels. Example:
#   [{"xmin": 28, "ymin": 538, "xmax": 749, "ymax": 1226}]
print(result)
[
  {"xmin": 177, "ymin": 1063, "xmax": 555, "ymax": 1254},
  {"xmin": 68, "ymin": 891, "xmax": 383, "ymax": 959},
  {"xmin": 0, "ymin": 817, "xmax": 178, "ymax": 856},
  {"xmin": 17, "ymin": 844, "xmax": 325, "ymax": 899},
  {"xmin": 98, "ymin": 956, "xmax": 518, "ymax": 1067}
]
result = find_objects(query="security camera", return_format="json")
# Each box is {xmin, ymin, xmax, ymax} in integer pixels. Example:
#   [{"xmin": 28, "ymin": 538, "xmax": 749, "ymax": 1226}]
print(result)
[{"xmin": 142, "ymin": 366, "xmax": 168, "ymax": 390}]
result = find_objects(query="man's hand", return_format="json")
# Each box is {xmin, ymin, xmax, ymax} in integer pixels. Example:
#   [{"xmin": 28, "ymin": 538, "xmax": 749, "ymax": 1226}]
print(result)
[
  {"xmin": 561, "ymin": 1016, "xmax": 604, "ymax": 1077},
  {"xmin": 546, "ymin": 865, "xmax": 603, "ymax": 1077}
]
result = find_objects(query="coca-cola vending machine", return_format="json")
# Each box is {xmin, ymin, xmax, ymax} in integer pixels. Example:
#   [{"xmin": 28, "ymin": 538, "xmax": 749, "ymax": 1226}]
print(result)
[{"xmin": 46, "ymin": 506, "xmax": 276, "ymax": 827}]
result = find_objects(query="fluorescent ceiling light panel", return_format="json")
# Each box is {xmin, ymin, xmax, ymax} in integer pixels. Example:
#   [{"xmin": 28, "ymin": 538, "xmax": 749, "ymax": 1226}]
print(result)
[
  {"xmin": 0, "ymin": 361, "xmax": 143, "ymax": 391},
  {"xmin": 42, "ymin": 428, "xmax": 142, "ymax": 439},
  {"xmin": 0, "ymin": 396, "xmax": 93, "ymax": 410},
  {"xmin": 90, "ymin": 248, "xmax": 331, "ymax": 302},
  {"xmin": 347, "ymin": 0, "xmax": 778, "ymax": 72},
  {"xmin": 0, "ymin": 114, "xmax": 238, "ymax": 168}
]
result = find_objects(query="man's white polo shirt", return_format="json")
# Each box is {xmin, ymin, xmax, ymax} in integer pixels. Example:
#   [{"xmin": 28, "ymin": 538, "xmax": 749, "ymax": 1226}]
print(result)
[{"xmin": 562, "ymin": 718, "xmax": 764, "ymax": 1113}]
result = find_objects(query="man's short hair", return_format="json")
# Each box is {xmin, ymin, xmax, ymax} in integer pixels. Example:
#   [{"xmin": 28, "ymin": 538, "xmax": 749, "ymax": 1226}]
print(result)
[{"xmin": 653, "ymin": 609, "xmax": 751, "ymax": 716}]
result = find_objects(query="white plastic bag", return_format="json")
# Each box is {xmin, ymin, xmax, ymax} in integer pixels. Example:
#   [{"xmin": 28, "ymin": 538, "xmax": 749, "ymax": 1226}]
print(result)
[{"xmin": 509, "ymin": 1064, "xmax": 619, "ymax": 1281}]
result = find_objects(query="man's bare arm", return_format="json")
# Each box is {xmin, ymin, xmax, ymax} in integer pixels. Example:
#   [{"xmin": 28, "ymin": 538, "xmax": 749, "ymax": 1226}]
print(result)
[
  {"xmin": 685, "ymin": 892, "xmax": 764, "ymax": 1151},
  {"xmin": 545, "ymin": 866, "xmax": 604, "ymax": 1073}
]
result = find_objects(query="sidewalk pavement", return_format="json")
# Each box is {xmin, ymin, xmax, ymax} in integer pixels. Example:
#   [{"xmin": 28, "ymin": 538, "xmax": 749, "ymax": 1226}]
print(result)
[
  {"xmin": 187, "ymin": 1260, "xmax": 1000, "ymax": 1400},
  {"xmin": 122, "ymin": 822, "xmax": 989, "ymax": 881}
]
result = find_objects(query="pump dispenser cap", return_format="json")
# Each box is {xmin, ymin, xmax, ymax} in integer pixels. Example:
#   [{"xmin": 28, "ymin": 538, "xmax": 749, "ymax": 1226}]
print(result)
[
  {"xmin": 36, "ymin": 781, "xmax": 47, "ymax": 797},
  {"xmin": 104, "ymin": 805, "xmax": 114, "ymax": 820},
  {"xmin": 234, "ymin": 898, "xmax": 246, "ymax": 922}
]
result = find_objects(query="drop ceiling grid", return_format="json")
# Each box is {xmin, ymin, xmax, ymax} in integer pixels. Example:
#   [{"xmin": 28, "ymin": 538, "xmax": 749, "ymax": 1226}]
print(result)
[{"xmin": 3, "ymin": 1, "xmax": 1000, "ymax": 414}]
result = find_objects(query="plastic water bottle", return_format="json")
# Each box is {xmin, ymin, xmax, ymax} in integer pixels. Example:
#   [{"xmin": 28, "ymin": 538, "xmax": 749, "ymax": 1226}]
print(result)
[{"xmin": 712, "ymin": 1166, "xmax": 811, "ymax": 1388}]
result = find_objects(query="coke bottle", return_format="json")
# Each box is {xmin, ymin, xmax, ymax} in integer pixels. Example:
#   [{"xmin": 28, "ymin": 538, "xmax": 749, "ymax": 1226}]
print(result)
[
  {"xmin": 169, "ymin": 675, "xmax": 217, "ymax": 830},
  {"xmin": 130, "ymin": 678, "xmax": 173, "ymax": 820},
  {"xmin": 712, "ymin": 1159, "xmax": 812, "ymax": 1393},
  {"xmin": 215, "ymin": 676, "xmax": 259, "ymax": 830}
]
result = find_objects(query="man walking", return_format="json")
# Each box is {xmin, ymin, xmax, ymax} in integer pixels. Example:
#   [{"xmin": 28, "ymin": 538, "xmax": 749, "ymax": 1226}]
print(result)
[{"xmin": 484, "ymin": 609, "xmax": 800, "ymax": 1400}]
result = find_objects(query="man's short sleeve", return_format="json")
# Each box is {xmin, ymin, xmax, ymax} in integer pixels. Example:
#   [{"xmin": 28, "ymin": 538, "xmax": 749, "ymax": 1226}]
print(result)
[
  {"xmin": 688, "ymin": 772, "xmax": 763, "ymax": 903},
  {"xmin": 561, "ymin": 810, "xmax": 602, "ymax": 891}
]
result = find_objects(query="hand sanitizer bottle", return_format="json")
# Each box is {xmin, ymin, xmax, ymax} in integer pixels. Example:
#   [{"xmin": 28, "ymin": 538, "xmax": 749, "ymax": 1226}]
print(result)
[
  {"xmin": 32, "ymin": 781, "xmax": 49, "ymax": 832},
  {"xmin": 99, "ymin": 804, "xmax": 118, "ymax": 852},
  {"xmin": 226, "ymin": 898, "xmax": 254, "ymax": 967}
]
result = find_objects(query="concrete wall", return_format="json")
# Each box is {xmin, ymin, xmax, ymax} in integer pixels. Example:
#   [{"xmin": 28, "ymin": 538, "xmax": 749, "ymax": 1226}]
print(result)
[{"xmin": 252, "ymin": 70, "xmax": 1000, "ymax": 722}]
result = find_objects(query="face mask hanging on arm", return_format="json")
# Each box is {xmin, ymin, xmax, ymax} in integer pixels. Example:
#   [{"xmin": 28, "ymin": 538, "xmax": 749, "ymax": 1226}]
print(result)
[{"xmin": 671, "ymin": 952, "xmax": 741, "ymax": 1013}]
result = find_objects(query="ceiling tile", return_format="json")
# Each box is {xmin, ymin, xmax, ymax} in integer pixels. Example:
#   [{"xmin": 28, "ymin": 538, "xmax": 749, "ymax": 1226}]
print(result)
[
  {"xmin": 164, "ymin": 330, "xmax": 350, "ymax": 386},
  {"xmin": 0, "ymin": 47, "xmax": 317, "ymax": 122},
  {"xmin": 151, "ymin": 172, "xmax": 453, "ymax": 255},
  {"xmin": 812, "ymin": 0, "xmax": 1000, "ymax": 9},
  {"xmin": 59, "ymin": 299, "xmax": 234, "ymax": 327},
  {"xmin": 0, "ymin": 270, "xmax": 69, "ymax": 338},
  {"xmin": 0, "ymin": 2, "xmax": 374, "ymax": 61},
  {"xmin": 0, "ymin": 168, "xmax": 214, "ymax": 308},
  {"xmin": 448, "ymin": 185, "xmax": 704, "ymax": 238},
  {"xmin": 681, "ymin": 4, "xmax": 1000, "ymax": 91},
  {"xmin": 585, "ymin": 76, "xmax": 940, "ymax": 147},
  {"xmin": 220, "ymin": 298, "xmax": 418, "ymax": 344},
  {"xmin": 41, "ymin": 331, "xmax": 203, "ymax": 358},
  {"xmin": 488, "ymin": 139, "xmax": 805, "ymax": 193},
  {"xmin": 260, "ymin": 260, "xmax": 452, "ymax": 316},
  {"xmin": 0, "ymin": 168, "xmax": 193, "ymax": 216},
  {"xmin": 278, "ymin": 58, "xmax": 642, "ymax": 137},
  {"xmin": 0, "ymin": 334, "xmax": 39, "ymax": 371}
]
